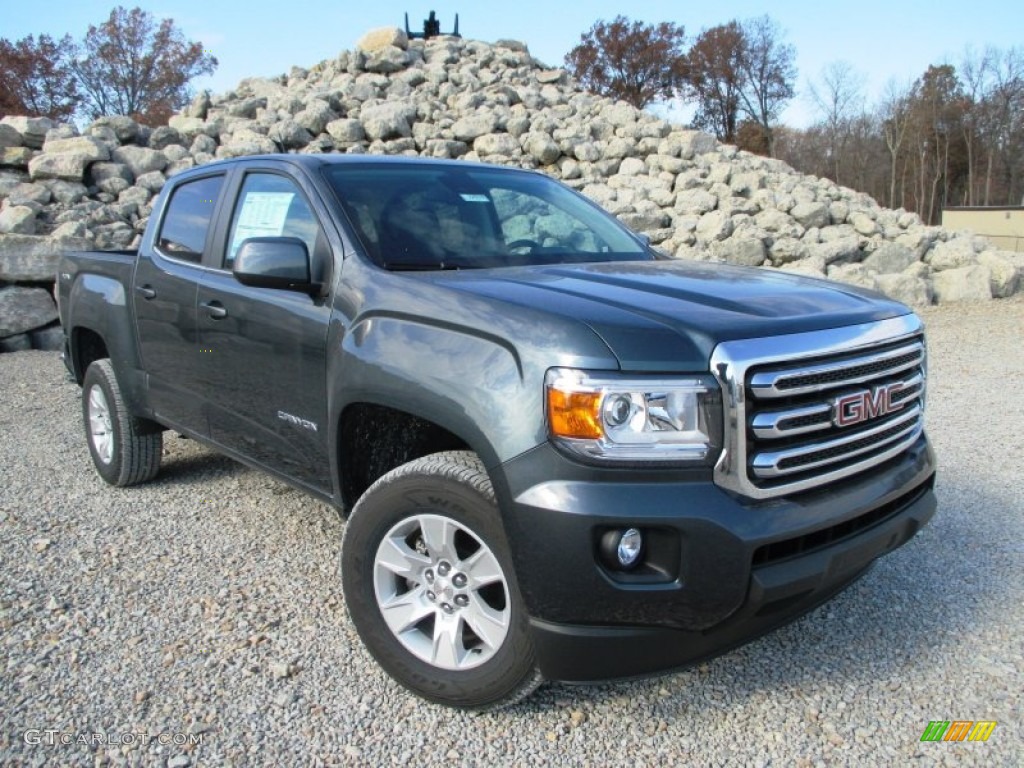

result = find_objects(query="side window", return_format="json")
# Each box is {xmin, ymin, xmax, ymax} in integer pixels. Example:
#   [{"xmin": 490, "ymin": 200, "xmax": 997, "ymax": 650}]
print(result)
[
  {"xmin": 156, "ymin": 175, "xmax": 224, "ymax": 263},
  {"xmin": 225, "ymin": 174, "xmax": 321, "ymax": 267}
]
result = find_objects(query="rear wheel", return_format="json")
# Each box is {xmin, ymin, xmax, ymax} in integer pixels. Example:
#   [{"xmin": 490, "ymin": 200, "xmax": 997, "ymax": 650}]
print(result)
[
  {"xmin": 341, "ymin": 451, "xmax": 541, "ymax": 710},
  {"xmin": 82, "ymin": 359, "xmax": 162, "ymax": 486}
]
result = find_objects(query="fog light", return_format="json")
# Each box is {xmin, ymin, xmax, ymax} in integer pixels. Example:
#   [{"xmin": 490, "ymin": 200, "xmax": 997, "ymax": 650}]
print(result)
[{"xmin": 617, "ymin": 528, "xmax": 643, "ymax": 568}]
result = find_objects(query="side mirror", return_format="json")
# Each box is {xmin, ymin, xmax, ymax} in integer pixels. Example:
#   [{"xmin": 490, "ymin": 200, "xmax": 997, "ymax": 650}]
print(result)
[{"xmin": 232, "ymin": 237, "xmax": 315, "ymax": 292}]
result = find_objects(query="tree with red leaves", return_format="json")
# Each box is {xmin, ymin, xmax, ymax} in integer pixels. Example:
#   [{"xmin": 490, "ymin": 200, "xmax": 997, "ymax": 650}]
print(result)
[
  {"xmin": 72, "ymin": 6, "xmax": 217, "ymax": 125},
  {"xmin": 687, "ymin": 22, "xmax": 746, "ymax": 145},
  {"xmin": 0, "ymin": 34, "xmax": 79, "ymax": 121},
  {"xmin": 565, "ymin": 16, "xmax": 688, "ymax": 109}
]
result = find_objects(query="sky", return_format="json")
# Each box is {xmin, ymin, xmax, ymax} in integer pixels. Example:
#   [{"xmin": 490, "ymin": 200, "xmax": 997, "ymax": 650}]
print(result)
[{"xmin": 5, "ymin": 1, "xmax": 1023, "ymax": 127}]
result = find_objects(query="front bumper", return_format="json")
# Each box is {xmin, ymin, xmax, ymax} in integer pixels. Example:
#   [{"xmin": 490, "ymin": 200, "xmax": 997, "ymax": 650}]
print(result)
[{"xmin": 495, "ymin": 435, "xmax": 936, "ymax": 682}]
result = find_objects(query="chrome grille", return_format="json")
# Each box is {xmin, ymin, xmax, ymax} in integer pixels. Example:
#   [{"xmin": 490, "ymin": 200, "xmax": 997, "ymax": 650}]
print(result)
[{"xmin": 710, "ymin": 315, "xmax": 927, "ymax": 500}]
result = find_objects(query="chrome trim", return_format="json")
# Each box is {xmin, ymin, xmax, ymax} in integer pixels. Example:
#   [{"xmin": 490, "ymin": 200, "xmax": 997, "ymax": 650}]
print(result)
[
  {"xmin": 749, "ymin": 340, "xmax": 924, "ymax": 398},
  {"xmin": 751, "ymin": 403, "xmax": 832, "ymax": 439},
  {"xmin": 710, "ymin": 314, "xmax": 925, "ymax": 500},
  {"xmin": 752, "ymin": 404, "xmax": 921, "ymax": 478}
]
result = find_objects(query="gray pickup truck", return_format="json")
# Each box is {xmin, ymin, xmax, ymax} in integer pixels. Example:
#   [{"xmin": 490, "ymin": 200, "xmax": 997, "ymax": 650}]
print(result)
[{"xmin": 57, "ymin": 155, "xmax": 936, "ymax": 709}]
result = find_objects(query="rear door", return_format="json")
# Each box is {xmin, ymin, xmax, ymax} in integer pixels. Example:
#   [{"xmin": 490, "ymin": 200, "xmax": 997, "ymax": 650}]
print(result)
[
  {"xmin": 134, "ymin": 171, "xmax": 228, "ymax": 432},
  {"xmin": 195, "ymin": 166, "xmax": 334, "ymax": 491}
]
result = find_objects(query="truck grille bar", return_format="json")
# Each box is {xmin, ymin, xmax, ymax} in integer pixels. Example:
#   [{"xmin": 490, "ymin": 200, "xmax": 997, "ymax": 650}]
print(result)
[{"xmin": 710, "ymin": 315, "xmax": 927, "ymax": 500}]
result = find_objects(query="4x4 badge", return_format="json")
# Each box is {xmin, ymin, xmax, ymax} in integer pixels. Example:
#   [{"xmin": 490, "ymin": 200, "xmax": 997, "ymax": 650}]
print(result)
[{"xmin": 832, "ymin": 382, "xmax": 905, "ymax": 427}]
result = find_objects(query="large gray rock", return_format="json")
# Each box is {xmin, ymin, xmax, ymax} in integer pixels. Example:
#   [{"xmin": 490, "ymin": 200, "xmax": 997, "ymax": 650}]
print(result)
[
  {"xmin": 0, "ymin": 285, "xmax": 58, "ymax": 338},
  {"xmin": 28, "ymin": 152, "xmax": 95, "ymax": 182},
  {"xmin": 43, "ymin": 180, "xmax": 88, "ymax": 205},
  {"xmin": 618, "ymin": 209, "xmax": 670, "ymax": 232},
  {"xmin": 135, "ymin": 171, "xmax": 167, "ymax": 193},
  {"xmin": 848, "ymin": 211, "xmax": 878, "ymax": 236},
  {"xmin": 473, "ymin": 133, "xmax": 520, "ymax": 157},
  {"xmin": 148, "ymin": 125, "xmax": 184, "ymax": 150},
  {"xmin": 0, "ymin": 124, "xmax": 22, "ymax": 148},
  {"xmin": 0, "ymin": 332, "xmax": 32, "ymax": 352},
  {"xmin": 365, "ymin": 47, "xmax": 411, "ymax": 74},
  {"xmin": 168, "ymin": 116, "xmax": 208, "ymax": 141},
  {"xmin": 790, "ymin": 202, "xmax": 829, "ymax": 229},
  {"xmin": 0, "ymin": 116, "xmax": 55, "ymax": 149},
  {"xmin": 295, "ymin": 100, "xmax": 336, "ymax": 135},
  {"xmin": 523, "ymin": 132, "xmax": 560, "ymax": 165},
  {"xmin": 714, "ymin": 237, "xmax": 766, "ymax": 267},
  {"xmin": 29, "ymin": 323, "xmax": 64, "ymax": 351},
  {"xmin": 360, "ymin": 102, "xmax": 416, "ymax": 141},
  {"xmin": 926, "ymin": 238, "xmax": 977, "ymax": 271},
  {"xmin": 695, "ymin": 210, "xmax": 733, "ymax": 242},
  {"xmin": 976, "ymin": 251, "xmax": 1020, "ymax": 298},
  {"xmin": 0, "ymin": 234, "xmax": 93, "ymax": 281},
  {"xmin": 217, "ymin": 130, "xmax": 278, "ymax": 158},
  {"xmin": 91, "ymin": 115, "xmax": 139, "ymax": 142},
  {"xmin": 862, "ymin": 242, "xmax": 917, "ymax": 274},
  {"xmin": 827, "ymin": 263, "xmax": 877, "ymax": 291},
  {"xmin": 874, "ymin": 273, "xmax": 932, "ymax": 307},
  {"xmin": 6, "ymin": 182, "xmax": 51, "ymax": 206},
  {"xmin": 326, "ymin": 119, "xmax": 366, "ymax": 144},
  {"xmin": 931, "ymin": 265, "xmax": 992, "ymax": 303},
  {"xmin": 356, "ymin": 27, "xmax": 409, "ymax": 52},
  {"xmin": 41, "ymin": 135, "xmax": 110, "ymax": 162},
  {"xmin": 451, "ymin": 114, "xmax": 498, "ymax": 142},
  {"xmin": 0, "ymin": 206, "xmax": 37, "ymax": 235},
  {"xmin": 675, "ymin": 189, "xmax": 717, "ymax": 215},
  {"xmin": 0, "ymin": 147, "xmax": 34, "ymax": 168},
  {"xmin": 111, "ymin": 146, "xmax": 169, "ymax": 177},
  {"xmin": 269, "ymin": 120, "xmax": 313, "ymax": 149},
  {"xmin": 808, "ymin": 237, "xmax": 862, "ymax": 266}
]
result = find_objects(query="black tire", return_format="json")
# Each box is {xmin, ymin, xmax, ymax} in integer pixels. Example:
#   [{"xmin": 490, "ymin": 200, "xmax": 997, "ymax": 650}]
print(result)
[
  {"xmin": 341, "ymin": 451, "xmax": 542, "ymax": 710},
  {"xmin": 82, "ymin": 359, "xmax": 163, "ymax": 486}
]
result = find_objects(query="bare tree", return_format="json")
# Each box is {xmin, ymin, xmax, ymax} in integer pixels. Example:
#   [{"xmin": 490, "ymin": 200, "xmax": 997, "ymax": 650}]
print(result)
[
  {"xmin": 73, "ymin": 6, "xmax": 217, "ymax": 125},
  {"xmin": 975, "ymin": 47, "xmax": 1024, "ymax": 205},
  {"xmin": 0, "ymin": 34, "xmax": 79, "ymax": 121},
  {"xmin": 807, "ymin": 61, "xmax": 865, "ymax": 184},
  {"xmin": 879, "ymin": 80, "xmax": 912, "ymax": 209},
  {"xmin": 564, "ymin": 16, "xmax": 688, "ymax": 109},
  {"xmin": 736, "ymin": 16, "xmax": 796, "ymax": 157},
  {"xmin": 686, "ymin": 22, "xmax": 745, "ymax": 144}
]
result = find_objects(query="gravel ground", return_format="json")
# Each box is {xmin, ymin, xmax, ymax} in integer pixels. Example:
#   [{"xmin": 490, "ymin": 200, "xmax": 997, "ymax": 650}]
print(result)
[{"xmin": 1, "ymin": 298, "xmax": 1021, "ymax": 767}]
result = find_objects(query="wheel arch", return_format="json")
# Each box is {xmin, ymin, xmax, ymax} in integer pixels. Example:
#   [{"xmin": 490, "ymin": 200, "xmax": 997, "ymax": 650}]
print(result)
[{"xmin": 336, "ymin": 401, "xmax": 476, "ymax": 513}]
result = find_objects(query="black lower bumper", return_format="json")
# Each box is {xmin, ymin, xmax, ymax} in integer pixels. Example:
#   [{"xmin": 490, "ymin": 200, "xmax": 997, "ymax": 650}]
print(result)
[{"xmin": 496, "ymin": 437, "xmax": 936, "ymax": 683}]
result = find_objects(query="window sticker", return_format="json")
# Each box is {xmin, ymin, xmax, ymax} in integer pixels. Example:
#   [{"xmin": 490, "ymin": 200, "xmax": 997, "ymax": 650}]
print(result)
[
  {"xmin": 229, "ymin": 192, "xmax": 295, "ymax": 260},
  {"xmin": 459, "ymin": 193, "xmax": 490, "ymax": 203}
]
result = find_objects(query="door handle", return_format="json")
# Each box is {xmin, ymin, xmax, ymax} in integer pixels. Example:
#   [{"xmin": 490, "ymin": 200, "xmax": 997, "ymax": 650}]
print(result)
[
  {"xmin": 135, "ymin": 285, "xmax": 156, "ymax": 299},
  {"xmin": 200, "ymin": 301, "xmax": 228, "ymax": 319}
]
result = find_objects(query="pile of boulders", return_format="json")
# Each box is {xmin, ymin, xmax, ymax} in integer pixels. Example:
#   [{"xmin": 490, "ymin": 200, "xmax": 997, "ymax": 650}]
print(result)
[{"xmin": 1, "ymin": 27, "xmax": 1021, "ymax": 352}]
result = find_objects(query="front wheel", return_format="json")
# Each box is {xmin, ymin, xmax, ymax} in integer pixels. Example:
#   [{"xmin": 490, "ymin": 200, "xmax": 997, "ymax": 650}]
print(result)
[
  {"xmin": 341, "ymin": 451, "xmax": 541, "ymax": 710},
  {"xmin": 82, "ymin": 359, "xmax": 162, "ymax": 486}
]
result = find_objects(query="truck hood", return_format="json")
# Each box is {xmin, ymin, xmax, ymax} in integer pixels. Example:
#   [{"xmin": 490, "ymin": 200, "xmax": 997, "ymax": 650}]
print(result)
[{"xmin": 422, "ymin": 260, "xmax": 912, "ymax": 371}]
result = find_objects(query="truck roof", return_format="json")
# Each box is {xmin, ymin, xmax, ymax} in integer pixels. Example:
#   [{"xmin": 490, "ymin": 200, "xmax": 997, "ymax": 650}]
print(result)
[{"xmin": 181, "ymin": 153, "xmax": 540, "ymax": 175}]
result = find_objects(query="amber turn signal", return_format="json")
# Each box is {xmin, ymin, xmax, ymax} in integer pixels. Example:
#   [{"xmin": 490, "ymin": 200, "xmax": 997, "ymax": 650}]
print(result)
[{"xmin": 547, "ymin": 388, "xmax": 603, "ymax": 440}]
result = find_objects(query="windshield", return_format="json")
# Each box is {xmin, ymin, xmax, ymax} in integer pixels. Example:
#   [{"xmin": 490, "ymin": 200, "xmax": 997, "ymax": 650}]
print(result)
[{"xmin": 323, "ymin": 163, "xmax": 651, "ymax": 270}]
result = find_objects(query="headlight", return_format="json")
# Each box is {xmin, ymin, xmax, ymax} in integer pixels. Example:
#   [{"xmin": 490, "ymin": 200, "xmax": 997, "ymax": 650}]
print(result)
[{"xmin": 545, "ymin": 368, "xmax": 723, "ymax": 464}]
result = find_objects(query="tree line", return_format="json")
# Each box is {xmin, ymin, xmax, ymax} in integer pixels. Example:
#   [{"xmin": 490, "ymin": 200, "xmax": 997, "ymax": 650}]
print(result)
[
  {"xmin": 0, "ymin": 5, "xmax": 216, "ymax": 126},
  {"xmin": 780, "ymin": 50, "xmax": 1024, "ymax": 222},
  {"xmin": 566, "ymin": 15, "xmax": 1023, "ymax": 222}
]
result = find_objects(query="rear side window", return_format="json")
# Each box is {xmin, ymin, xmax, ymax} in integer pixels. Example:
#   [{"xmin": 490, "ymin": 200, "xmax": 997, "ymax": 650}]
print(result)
[{"xmin": 156, "ymin": 175, "xmax": 224, "ymax": 263}]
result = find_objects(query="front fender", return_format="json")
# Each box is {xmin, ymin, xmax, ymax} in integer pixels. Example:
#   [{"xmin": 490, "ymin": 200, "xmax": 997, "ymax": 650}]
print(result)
[{"xmin": 330, "ymin": 311, "xmax": 535, "ymax": 470}]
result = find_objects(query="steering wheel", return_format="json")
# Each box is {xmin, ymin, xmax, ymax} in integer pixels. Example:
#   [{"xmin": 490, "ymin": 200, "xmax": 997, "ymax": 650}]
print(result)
[{"xmin": 507, "ymin": 239, "xmax": 542, "ymax": 254}]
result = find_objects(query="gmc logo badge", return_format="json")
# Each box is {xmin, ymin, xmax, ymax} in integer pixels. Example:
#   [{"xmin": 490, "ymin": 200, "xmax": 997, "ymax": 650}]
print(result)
[{"xmin": 832, "ymin": 383, "xmax": 905, "ymax": 427}]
